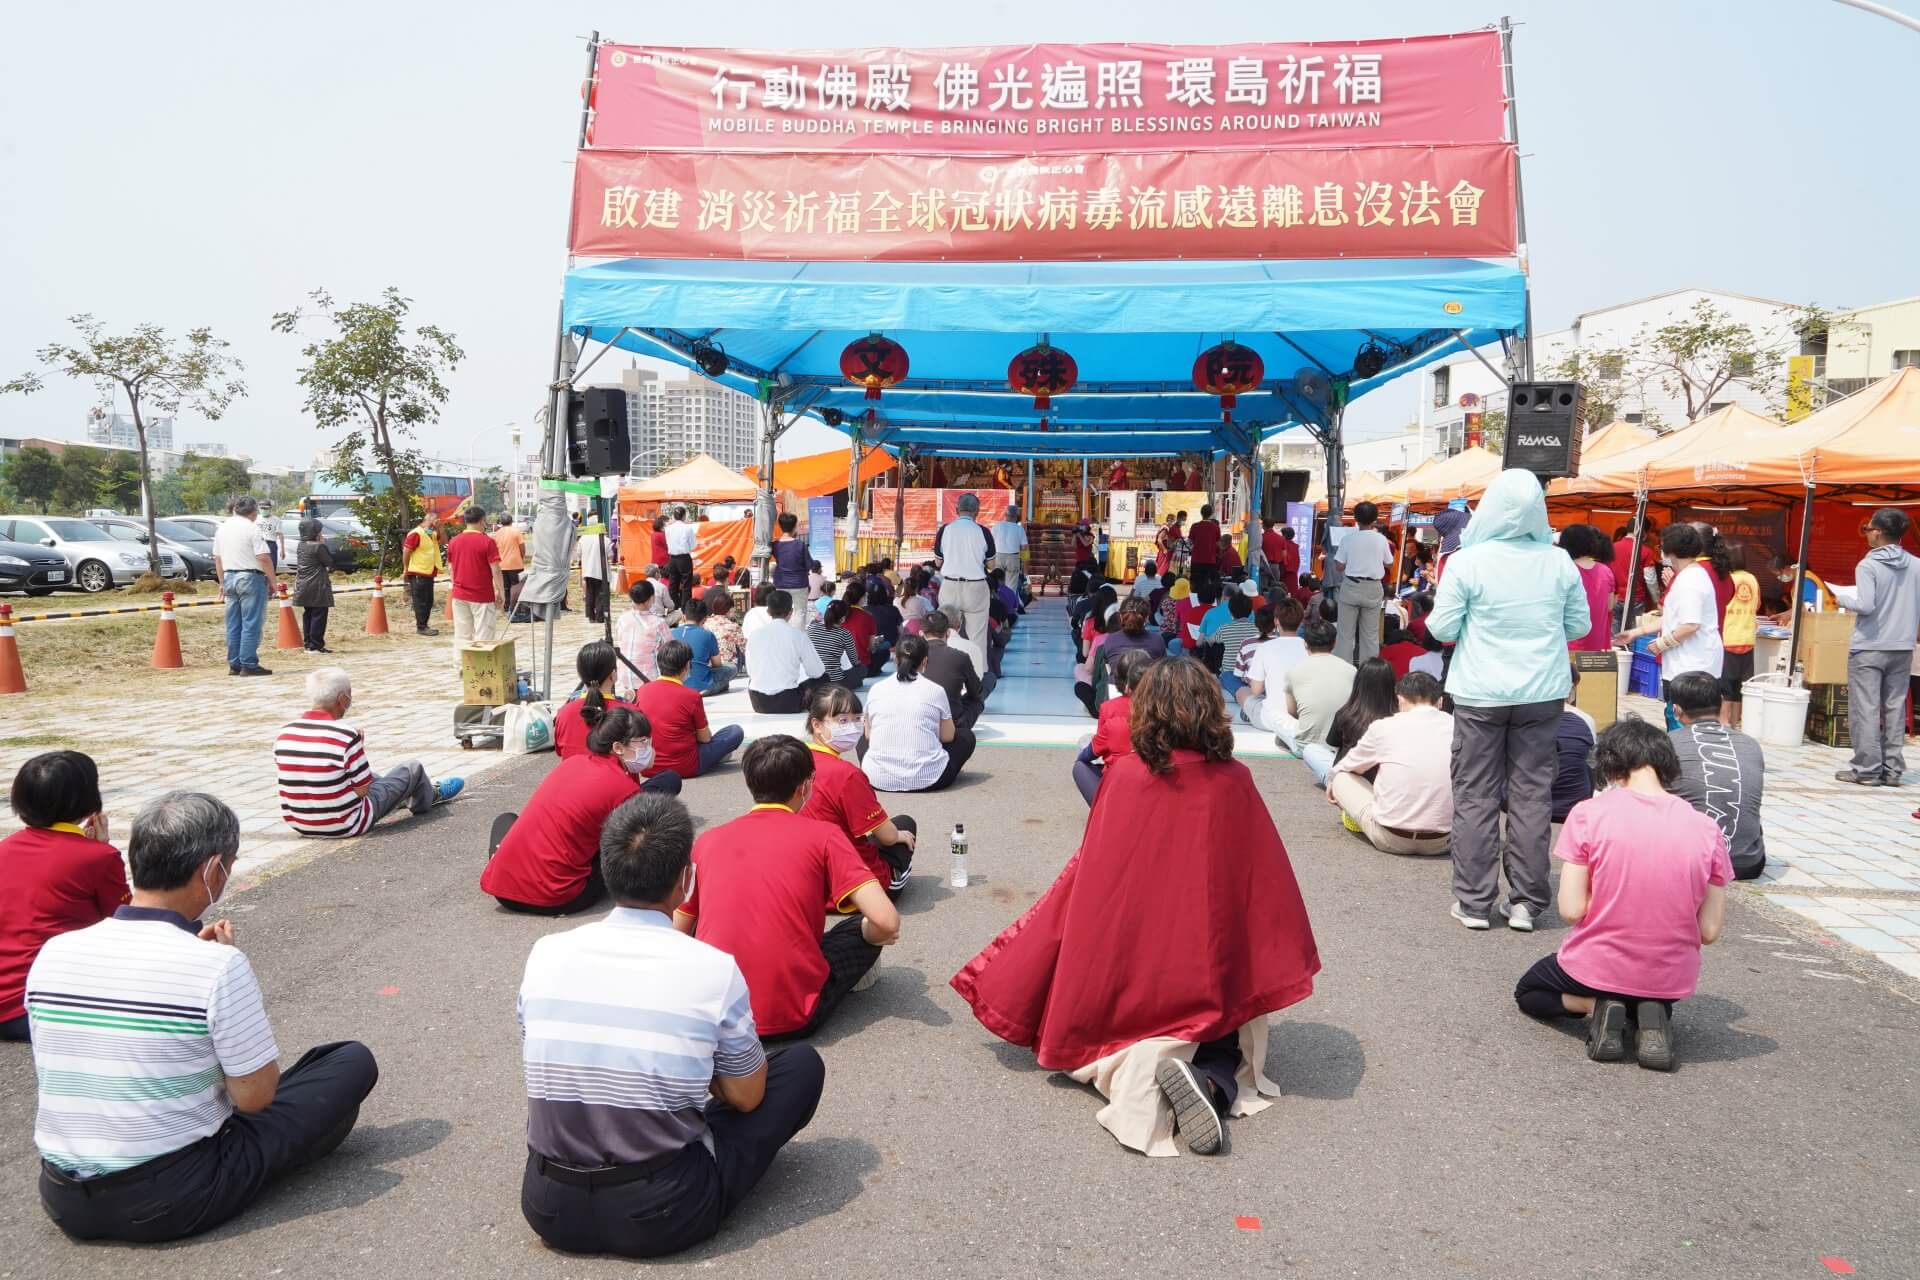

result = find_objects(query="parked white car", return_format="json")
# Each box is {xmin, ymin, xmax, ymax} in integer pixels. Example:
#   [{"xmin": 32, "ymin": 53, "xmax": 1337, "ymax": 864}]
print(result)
[{"xmin": 0, "ymin": 515, "xmax": 185, "ymax": 593}]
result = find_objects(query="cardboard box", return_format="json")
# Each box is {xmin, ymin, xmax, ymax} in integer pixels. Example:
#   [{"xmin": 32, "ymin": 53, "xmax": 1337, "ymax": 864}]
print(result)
[
  {"xmin": 1573, "ymin": 650, "xmax": 1620, "ymax": 731},
  {"xmin": 460, "ymin": 639, "xmax": 517, "ymax": 706},
  {"xmin": 1796, "ymin": 611, "xmax": 1855, "ymax": 686}
]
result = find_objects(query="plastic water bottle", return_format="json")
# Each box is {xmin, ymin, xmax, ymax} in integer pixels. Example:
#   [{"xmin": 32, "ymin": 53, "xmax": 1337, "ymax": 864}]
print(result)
[{"xmin": 949, "ymin": 823, "xmax": 969, "ymax": 889}]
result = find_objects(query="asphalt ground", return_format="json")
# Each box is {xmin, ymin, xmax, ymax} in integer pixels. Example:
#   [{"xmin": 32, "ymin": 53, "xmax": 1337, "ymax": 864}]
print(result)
[{"xmin": 2, "ymin": 743, "xmax": 1916, "ymax": 1279}]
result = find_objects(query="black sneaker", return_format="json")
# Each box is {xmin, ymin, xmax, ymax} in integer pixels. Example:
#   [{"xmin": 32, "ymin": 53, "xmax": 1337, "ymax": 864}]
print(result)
[
  {"xmin": 1153, "ymin": 1058, "xmax": 1226, "ymax": 1155},
  {"xmin": 238, "ymin": 664, "xmax": 273, "ymax": 677},
  {"xmin": 416, "ymin": 626, "xmax": 440, "ymax": 637},
  {"xmin": 1834, "ymin": 769, "xmax": 1884, "ymax": 786},
  {"xmin": 1586, "ymin": 999, "xmax": 1628, "ymax": 1062},
  {"xmin": 229, "ymin": 664, "xmax": 243, "ymax": 675},
  {"xmin": 1633, "ymin": 1001, "xmax": 1675, "ymax": 1072}
]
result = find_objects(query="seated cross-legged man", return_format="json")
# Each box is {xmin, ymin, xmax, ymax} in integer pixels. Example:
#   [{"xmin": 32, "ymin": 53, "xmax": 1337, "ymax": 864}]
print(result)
[
  {"xmin": 517, "ymin": 792, "xmax": 825, "ymax": 1259},
  {"xmin": 1268, "ymin": 618, "xmax": 1356, "ymax": 761},
  {"xmin": 675, "ymin": 735, "xmax": 902, "ymax": 1039},
  {"xmin": 919, "ymin": 609, "xmax": 995, "ymax": 730},
  {"xmin": 1324, "ymin": 672, "xmax": 1455, "ymax": 856},
  {"xmin": 274, "ymin": 667, "xmax": 463, "ymax": 835},
  {"xmin": 29, "ymin": 792, "xmax": 378, "ymax": 1243},
  {"xmin": 632, "ymin": 640, "xmax": 746, "ymax": 781},
  {"xmin": 744, "ymin": 589, "xmax": 830, "ymax": 714}
]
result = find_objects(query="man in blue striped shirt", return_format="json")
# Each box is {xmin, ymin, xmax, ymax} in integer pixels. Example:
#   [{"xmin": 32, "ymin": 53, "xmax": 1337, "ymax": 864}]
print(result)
[
  {"xmin": 517, "ymin": 791, "xmax": 825, "ymax": 1258},
  {"xmin": 28, "ymin": 792, "xmax": 377, "ymax": 1243}
]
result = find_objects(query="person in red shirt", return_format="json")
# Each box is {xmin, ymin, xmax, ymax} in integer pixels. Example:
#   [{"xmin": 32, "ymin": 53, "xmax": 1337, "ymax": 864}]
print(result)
[
  {"xmin": 1073, "ymin": 522, "xmax": 1099, "ymax": 575},
  {"xmin": 0, "ymin": 751, "xmax": 129, "ymax": 1040},
  {"xmin": 632, "ymin": 639, "xmax": 746, "ymax": 779},
  {"xmin": 444, "ymin": 507, "xmax": 504, "ymax": 648},
  {"xmin": 649, "ymin": 515, "xmax": 670, "ymax": 580},
  {"xmin": 1378, "ymin": 615, "xmax": 1428, "ymax": 679},
  {"xmin": 800, "ymin": 684, "xmax": 916, "ymax": 897},
  {"xmin": 554, "ymin": 641, "xmax": 643, "ymax": 760},
  {"xmin": 482, "ymin": 705, "xmax": 679, "ymax": 915},
  {"xmin": 839, "ymin": 579, "xmax": 889, "ymax": 675},
  {"xmin": 1217, "ymin": 536, "xmax": 1242, "ymax": 581},
  {"xmin": 1106, "ymin": 460, "xmax": 1130, "ymax": 492},
  {"xmin": 1612, "ymin": 521, "xmax": 1660, "ymax": 625},
  {"xmin": 1259, "ymin": 519, "xmax": 1288, "ymax": 593},
  {"xmin": 1187, "ymin": 503, "xmax": 1223, "ymax": 597},
  {"xmin": 675, "ymin": 735, "xmax": 902, "ymax": 1038},
  {"xmin": 1176, "ymin": 579, "xmax": 1219, "ymax": 657},
  {"xmin": 1071, "ymin": 648, "xmax": 1152, "ymax": 806}
]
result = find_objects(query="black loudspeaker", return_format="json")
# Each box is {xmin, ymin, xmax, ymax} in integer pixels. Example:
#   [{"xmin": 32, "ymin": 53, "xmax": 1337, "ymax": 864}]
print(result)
[
  {"xmin": 1264, "ymin": 469, "xmax": 1311, "ymax": 509},
  {"xmin": 1504, "ymin": 381, "xmax": 1585, "ymax": 479},
  {"xmin": 566, "ymin": 387, "xmax": 631, "ymax": 477}
]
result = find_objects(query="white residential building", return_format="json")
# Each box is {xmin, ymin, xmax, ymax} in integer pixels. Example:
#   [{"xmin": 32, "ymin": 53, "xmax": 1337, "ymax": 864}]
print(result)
[
  {"xmin": 616, "ymin": 367, "xmax": 761, "ymax": 476},
  {"xmin": 86, "ymin": 411, "xmax": 174, "ymax": 451},
  {"xmin": 1820, "ymin": 295, "xmax": 1920, "ymax": 394}
]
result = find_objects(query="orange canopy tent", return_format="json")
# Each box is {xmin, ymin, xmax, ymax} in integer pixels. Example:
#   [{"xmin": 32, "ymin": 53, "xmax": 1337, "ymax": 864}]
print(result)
[
  {"xmin": 742, "ymin": 445, "xmax": 896, "ymax": 500},
  {"xmin": 1358, "ymin": 457, "xmax": 1439, "ymax": 510},
  {"xmin": 1555, "ymin": 404, "xmax": 1784, "ymax": 500},
  {"xmin": 622, "ymin": 453, "xmax": 758, "ymax": 503},
  {"xmin": 1760, "ymin": 364, "xmax": 1920, "ymax": 494},
  {"xmin": 1307, "ymin": 467, "xmax": 1386, "ymax": 512},
  {"xmin": 1401, "ymin": 446, "xmax": 1502, "ymax": 507},
  {"xmin": 1580, "ymin": 419, "xmax": 1657, "ymax": 462}
]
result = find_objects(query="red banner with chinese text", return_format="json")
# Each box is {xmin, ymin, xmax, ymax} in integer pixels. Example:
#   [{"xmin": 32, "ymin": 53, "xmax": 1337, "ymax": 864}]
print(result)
[
  {"xmin": 570, "ymin": 144, "xmax": 1514, "ymax": 261},
  {"xmin": 589, "ymin": 34, "xmax": 1506, "ymax": 153},
  {"xmin": 867, "ymin": 489, "xmax": 1013, "ymax": 536}
]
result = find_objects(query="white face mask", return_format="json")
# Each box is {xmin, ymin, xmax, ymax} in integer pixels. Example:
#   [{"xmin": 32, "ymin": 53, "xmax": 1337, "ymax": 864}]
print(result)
[
  {"xmin": 203, "ymin": 858, "xmax": 227, "ymax": 908},
  {"xmin": 827, "ymin": 720, "xmax": 863, "ymax": 751},
  {"xmin": 622, "ymin": 742, "xmax": 654, "ymax": 774}
]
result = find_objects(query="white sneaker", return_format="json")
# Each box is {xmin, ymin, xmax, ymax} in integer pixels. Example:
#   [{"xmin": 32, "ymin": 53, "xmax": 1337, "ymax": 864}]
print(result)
[
  {"xmin": 1450, "ymin": 901, "xmax": 1491, "ymax": 930},
  {"xmin": 1499, "ymin": 902, "xmax": 1536, "ymax": 932}
]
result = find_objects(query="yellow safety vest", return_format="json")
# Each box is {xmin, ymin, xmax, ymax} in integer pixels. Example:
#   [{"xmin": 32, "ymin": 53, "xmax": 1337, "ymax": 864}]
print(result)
[{"xmin": 405, "ymin": 526, "xmax": 443, "ymax": 576}]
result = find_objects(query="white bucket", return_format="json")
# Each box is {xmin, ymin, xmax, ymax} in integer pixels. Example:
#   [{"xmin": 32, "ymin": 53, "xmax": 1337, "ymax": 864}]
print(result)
[{"xmin": 1743, "ymin": 673, "xmax": 1811, "ymax": 747}]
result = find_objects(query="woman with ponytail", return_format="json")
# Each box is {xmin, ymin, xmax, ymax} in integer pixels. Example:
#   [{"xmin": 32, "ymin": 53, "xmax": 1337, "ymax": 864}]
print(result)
[
  {"xmin": 482, "ymin": 705, "xmax": 681, "ymax": 915},
  {"xmin": 799, "ymin": 683, "xmax": 917, "ymax": 897},
  {"xmin": 861, "ymin": 634, "xmax": 975, "ymax": 792},
  {"xmin": 553, "ymin": 640, "xmax": 636, "ymax": 760},
  {"xmin": 807, "ymin": 598, "xmax": 864, "ymax": 690}
]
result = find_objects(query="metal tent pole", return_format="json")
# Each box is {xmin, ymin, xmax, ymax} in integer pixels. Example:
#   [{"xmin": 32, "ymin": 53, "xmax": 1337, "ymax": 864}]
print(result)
[
  {"xmin": 1787, "ymin": 482, "xmax": 1817, "ymax": 681},
  {"xmin": 1500, "ymin": 15, "xmax": 1536, "ymax": 380},
  {"xmin": 752, "ymin": 396, "xmax": 778, "ymax": 578},
  {"xmin": 844, "ymin": 441, "xmax": 862, "ymax": 573},
  {"xmin": 892, "ymin": 447, "xmax": 908, "ymax": 561},
  {"xmin": 1618, "ymin": 492, "xmax": 1649, "ymax": 633},
  {"xmin": 1324, "ymin": 402, "xmax": 1347, "ymax": 578},
  {"xmin": 1025, "ymin": 458, "xmax": 1034, "ymax": 522}
]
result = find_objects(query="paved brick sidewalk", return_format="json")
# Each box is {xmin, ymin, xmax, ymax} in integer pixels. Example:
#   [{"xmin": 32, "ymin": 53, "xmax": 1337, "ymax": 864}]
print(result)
[
  {"xmin": 0, "ymin": 606, "xmax": 611, "ymax": 885},
  {"xmin": 1621, "ymin": 692, "xmax": 1920, "ymax": 981}
]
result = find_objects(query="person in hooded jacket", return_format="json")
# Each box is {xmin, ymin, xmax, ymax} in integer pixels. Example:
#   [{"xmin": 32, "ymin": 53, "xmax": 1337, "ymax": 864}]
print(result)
[
  {"xmin": 1835, "ymin": 508, "xmax": 1920, "ymax": 786},
  {"xmin": 1427, "ymin": 470, "xmax": 1589, "ymax": 934}
]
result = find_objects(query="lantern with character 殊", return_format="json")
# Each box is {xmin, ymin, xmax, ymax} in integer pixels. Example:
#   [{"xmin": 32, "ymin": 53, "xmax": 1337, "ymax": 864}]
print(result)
[
  {"xmin": 1008, "ymin": 340, "xmax": 1078, "ymax": 433},
  {"xmin": 1192, "ymin": 340, "xmax": 1265, "ymax": 423},
  {"xmin": 840, "ymin": 333, "xmax": 910, "ymax": 401}
]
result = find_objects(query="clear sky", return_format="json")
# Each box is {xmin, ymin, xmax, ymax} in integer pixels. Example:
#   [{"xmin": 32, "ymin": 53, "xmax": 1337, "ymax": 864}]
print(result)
[{"xmin": 1, "ymin": 0, "xmax": 1913, "ymax": 468}]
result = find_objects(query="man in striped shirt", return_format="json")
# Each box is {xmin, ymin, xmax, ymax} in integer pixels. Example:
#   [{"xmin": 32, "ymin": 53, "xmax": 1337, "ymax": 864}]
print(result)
[
  {"xmin": 28, "ymin": 792, "xmax": 378, "ymax": 1243},
  {"xmin": 274, "ymin": 667, "xmax": 463, "ymax": 837},
  {"xmin": 517, "ymin": 792, "xmax": 825, "ymax": 1258}
]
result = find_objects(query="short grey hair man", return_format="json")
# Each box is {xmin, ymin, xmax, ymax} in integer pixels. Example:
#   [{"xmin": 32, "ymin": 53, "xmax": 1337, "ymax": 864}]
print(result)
[
  {"xmin": 272, "ymin": 668, "xmax": 463, "ymax": 837},
  {"xmin": 955, "ymin": 493, "xmax": 980, "ymax": 517}
]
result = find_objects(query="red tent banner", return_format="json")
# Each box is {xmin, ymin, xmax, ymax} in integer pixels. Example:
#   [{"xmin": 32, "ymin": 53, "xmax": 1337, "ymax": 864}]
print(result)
[
  {"xmin": 588, "ymin": 34, "xmax": 1506, "ymax": 153},
  {"xmin": 570, "ymin": 143, "xmax": 1515, "ymax": 261},
  {"xmin": 867, "ymin": 488, "xmax": 1014, "ymax": 537}
]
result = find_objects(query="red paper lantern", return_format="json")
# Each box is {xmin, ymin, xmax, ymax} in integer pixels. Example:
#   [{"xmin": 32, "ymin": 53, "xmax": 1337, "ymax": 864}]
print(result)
[
  {"xmin": 1007, "ymin": 342, "xmax": 1078, "ymax": 410},
  {"xmin": 840, "ymin": 333, "xmax": 909, "ymax": 401},
  {"xmin": 1192, "ymin": 341, "xmax": 1265, "ymax": 422}
]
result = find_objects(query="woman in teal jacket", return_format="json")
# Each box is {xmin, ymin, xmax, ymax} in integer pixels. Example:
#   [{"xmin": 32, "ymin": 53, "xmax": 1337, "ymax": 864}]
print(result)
[{"xmin": 1428, "ymin": 470, "xmax": 1590, "ymax": 933}]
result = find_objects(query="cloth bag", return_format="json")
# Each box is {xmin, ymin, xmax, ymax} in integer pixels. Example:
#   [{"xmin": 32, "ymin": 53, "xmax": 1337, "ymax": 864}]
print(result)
[{"xmin": 503, "ymin": 702, "xmax": 555, "ymax": 755}]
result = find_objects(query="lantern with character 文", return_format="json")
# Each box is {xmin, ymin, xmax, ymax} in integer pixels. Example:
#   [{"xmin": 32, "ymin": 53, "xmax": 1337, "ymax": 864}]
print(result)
[
  {"xmin": 841, "ymin": 334, "xmax": 909, "ymax": 401},
  {"xmin": 1192, "ymin": 341, "xmax": 1265, "ymax": 423}
]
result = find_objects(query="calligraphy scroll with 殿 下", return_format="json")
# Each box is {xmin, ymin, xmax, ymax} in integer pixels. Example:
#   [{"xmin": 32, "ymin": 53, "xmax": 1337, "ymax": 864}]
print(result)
[{"xmin": 569, "ymin": 143, "xmax": 1515, "ymax": 262}]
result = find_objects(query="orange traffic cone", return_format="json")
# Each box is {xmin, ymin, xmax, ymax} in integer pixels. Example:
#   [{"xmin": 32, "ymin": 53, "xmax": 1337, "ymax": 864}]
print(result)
[
  {"xmin": 365, "ymin": 576, "xmax": 391, "ymax": 635},
  {"xmin": 444, "ymin": 589, "xmax": 453, "ymax": 623},
  {"xmin": 0, "ymin": 603, "xmax": 25, "ymax": 695},
  {"xmin": 150, "ymin": 592, "xmax": 183, "ymax": 669},
  {"xmin": 613, "ymin": 563, "xmax": 630, "ymax": 595},
  {"xmin": 276, "ymin": 582, "xmax": 303, "ymax": 651}
]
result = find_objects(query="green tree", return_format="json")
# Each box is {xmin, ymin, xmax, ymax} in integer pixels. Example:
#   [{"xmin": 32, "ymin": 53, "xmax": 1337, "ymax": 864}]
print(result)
[
  {"xmin": 472, "ymin": 466, "xmax": 507, "ymax": 513},
  {"xmin": 1551, "ymin": 300, "xmax": 1810, "ymax": 428},
  {"xmin": 175, "ymin": 452, "xmax": 253, "ymax": 513},
  {"xmin": 2, "ymin": 316, "xmax": 246, "ymax": 572},
  {"xmin": 54, "ymin": 445, "xmax": 108, "ymax": 513},
  {"xmin": 1, "ymin": 445, "xmax": 62, "ymax": 513},
  {"xmin": 272, "ymin": 288, "xmax": 462, "ymax": 573},
  {"xmin": 94, "ymin": 450, "xmax": 144, "ymax": 511},
  {"xmin": 1477, "ymin": 408, "xmax": 1508, "ymax": 456}
]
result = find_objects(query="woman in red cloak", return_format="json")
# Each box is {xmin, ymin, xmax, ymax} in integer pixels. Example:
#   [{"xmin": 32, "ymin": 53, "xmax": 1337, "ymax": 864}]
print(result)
[{"xmin": 951, "ymin": 657, "xmax": 1320, "ymax": 1157}]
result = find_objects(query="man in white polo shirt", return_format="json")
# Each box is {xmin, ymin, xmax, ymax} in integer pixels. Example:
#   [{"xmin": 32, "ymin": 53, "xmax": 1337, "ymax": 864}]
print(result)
[
  {"xmin": 934, "ymin": 493, "xmax": 995, "ymax": 644},
  {"xmin": 1332, "ymin": 501, "xmax": 1395, "ymax": 666},
  {"xmin": 27, "ymin": 792, "xmax": 377, "ymax": 1243},
  {"xmin": 990, "ymin": 507, "xmax": 1026, "ymax": 584},
  {"xmin": 212, "ymin": 495, "xmax": 276, "ymax": 677},
  {"xmin": 517, "ymin": 791, "xmax": 826, "ymax": 1258},
  {"xmin": 745, "ymin": 589, "xmax": 829, "ymax": 714},
  {"xmin": 663, "ymin": 505, "xmax": 699, "ymax": 610}
]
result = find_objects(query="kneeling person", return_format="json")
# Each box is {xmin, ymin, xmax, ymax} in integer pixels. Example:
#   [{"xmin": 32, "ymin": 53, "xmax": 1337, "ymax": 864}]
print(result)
[
  {"xmin": 1667, "ymin": 670, "xmax": 1767, "ymax": 881},
  {"xmin": 1324, "ymin": 671, "xmax": 1454, "ymax": 856},
  {"xmin": 30, "ymin": 793, "xmax": 378, "ymax": 1243},
  {"xmin": 518, "ymin": 793, "xmax": 825, "ymax": 1258},
  {"xmin": 676, "ymin": 735, "xmax": 901, "ymax": 1038}
]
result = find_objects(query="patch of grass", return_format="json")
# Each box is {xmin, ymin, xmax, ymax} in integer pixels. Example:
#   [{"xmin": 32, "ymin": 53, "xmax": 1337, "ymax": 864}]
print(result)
[{"xmin": 0, "ymin": 734, "xmax": 67, "ymax": 748}]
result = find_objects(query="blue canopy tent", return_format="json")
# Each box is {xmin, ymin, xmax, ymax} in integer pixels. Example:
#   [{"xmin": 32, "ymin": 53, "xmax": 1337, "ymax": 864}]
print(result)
[{"xmin": 556, "ymin": 254, "xmax": 1527, "ymax": 565}]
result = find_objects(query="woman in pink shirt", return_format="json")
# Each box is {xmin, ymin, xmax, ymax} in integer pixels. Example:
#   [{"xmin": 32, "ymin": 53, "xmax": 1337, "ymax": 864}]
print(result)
[
  {"xmin": 1514, "ymin": 719, "xmax": 1732, "ymax": 1071},
  {"xmin": 1558, "ymin": 524, "xmax": 1618, "ymax": 652}
]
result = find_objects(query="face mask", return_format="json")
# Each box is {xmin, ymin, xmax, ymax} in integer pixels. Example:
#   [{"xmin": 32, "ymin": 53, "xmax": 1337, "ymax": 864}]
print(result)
[
  {"xmin": 828, "ymin": 720, "xmax": 863, "ymax": 751},
  {"xmin": 623, "ymin": 743, "xmax": 654, "ymax": 774},
  {"xmin": 203, "ymin": 859, "xmax": 226, "ymax": 907}
]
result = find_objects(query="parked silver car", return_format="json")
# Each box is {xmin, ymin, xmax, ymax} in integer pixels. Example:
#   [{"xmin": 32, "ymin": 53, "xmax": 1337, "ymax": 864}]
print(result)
[
  {"xmin": 0, "ymin": 515, "xmax": 185, "ymax": 593},
  {"xmin": 87, "ymin": 516, "xmax": 218, "ymax": 581}
]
